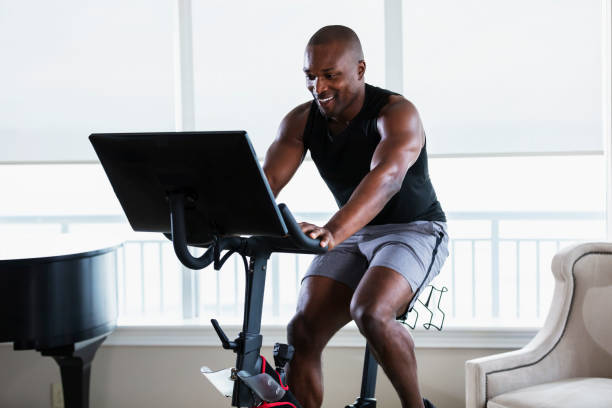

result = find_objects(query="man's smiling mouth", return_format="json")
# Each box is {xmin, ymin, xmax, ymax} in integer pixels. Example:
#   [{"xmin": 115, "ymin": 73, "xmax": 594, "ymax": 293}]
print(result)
[{"xmin": 317, "ymin": 96, "xmax": 334, "ymax": 104}]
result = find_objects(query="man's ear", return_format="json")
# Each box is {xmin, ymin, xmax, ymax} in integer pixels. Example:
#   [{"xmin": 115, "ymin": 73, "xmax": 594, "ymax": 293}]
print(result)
[{"xmin": 357, "ymin": 60, "xmax": 366, "ymax": 80}]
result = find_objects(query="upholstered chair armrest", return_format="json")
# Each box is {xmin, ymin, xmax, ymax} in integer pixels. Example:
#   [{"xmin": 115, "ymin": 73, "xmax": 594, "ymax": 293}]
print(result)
[{"xmin": 465, "ymin": 242, "xmax": 612, "ymax": 408}]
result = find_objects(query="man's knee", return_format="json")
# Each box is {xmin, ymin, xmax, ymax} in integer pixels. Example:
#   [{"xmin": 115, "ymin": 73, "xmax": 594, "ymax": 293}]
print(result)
[
  {"xmin": 287, "ymin": 312, "xmax": 325, "ymax": 352},
  {"xmin": 350, "ymin": 299, "xmax": 392, "ymax": 338},
  {"xmin": 350, "ymin": 299, "xmax": 417, "ymax": 357}
]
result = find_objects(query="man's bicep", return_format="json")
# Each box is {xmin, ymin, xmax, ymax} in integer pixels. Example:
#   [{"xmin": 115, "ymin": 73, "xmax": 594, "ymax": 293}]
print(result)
[
  {"xmin": 371, "ymin": 99, "xmax": 423, "ymax": 179},
  {"xmin": 263, "ymin": 105, "xmax": 309, "ymax": 197},
  {"xmin": 263, "ymin": 138, "xmax": 304, "ymax": 196},
  {"xmin": 370, "ymin": 136, "xmax": 420, "ymax": 188}
]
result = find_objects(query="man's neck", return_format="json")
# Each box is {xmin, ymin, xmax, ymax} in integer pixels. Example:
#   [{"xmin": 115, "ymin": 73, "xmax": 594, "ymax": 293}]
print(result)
[{"xmin": 330, "ymin": 83, "xmax": 366, "ymax": 125}]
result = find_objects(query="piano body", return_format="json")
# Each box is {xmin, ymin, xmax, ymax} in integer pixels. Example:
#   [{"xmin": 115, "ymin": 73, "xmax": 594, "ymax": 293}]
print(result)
[{"xmin": 0, "ymin": 234, "xmax": 121, "ymax": 408}]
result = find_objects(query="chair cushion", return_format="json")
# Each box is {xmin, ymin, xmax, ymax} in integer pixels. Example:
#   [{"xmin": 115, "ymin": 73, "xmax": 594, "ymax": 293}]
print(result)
[{"xmin": 487, "ymin": 377, "xmax": 612, "ymax": 408}]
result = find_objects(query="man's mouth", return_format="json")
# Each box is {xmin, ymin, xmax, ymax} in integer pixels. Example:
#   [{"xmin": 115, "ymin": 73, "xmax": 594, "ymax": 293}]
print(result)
[{"xmin": 317, "ymin": 95, "xmax": 335, "ymax": 105}]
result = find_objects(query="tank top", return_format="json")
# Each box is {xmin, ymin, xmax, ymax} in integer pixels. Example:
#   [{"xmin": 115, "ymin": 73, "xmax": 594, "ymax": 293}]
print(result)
[{"xmin": 303, "ymin": 83, "xmax": 446, "ymax": 225}]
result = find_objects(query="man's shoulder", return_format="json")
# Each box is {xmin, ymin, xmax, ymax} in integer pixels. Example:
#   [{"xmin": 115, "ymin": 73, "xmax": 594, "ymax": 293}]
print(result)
[
  {"xmin": 278, "ymin": 101, "xmax": 312, "ymax": 141},
  {"xmin": 285, "ymin": 101, "xmax": 312, "ymax": 123},
  {"xmin": 378, "ymin": 94, "xmax": 416, "ymax": 119},
  {"xmin": 376, "ymin": 94, "xmax": 424, "ymax": 143}
]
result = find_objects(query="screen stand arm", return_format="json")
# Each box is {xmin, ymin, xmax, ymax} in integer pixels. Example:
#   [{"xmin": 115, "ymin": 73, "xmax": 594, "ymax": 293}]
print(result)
[{"xmin": 168, "ymin": 192, "xmax": 214, "ymax": 270}]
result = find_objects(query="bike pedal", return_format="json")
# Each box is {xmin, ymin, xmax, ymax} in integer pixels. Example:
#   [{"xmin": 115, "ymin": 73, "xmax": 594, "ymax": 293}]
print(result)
[{"xmin": 236, "ymin": 371, "xmax": 286, "ymax": 402}]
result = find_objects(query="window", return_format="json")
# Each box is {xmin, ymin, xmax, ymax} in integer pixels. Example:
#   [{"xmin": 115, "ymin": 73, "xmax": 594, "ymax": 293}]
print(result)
[
  {"xmin": 0, "ymin": 1, "xmax": 175, "ymax": 162},
  {"xmin": 0, "ymin": 0, "xmax": 608, "ymax": 332},
  {"xmin": 191, "ymin": 0, "xmax": 386, "ymax": 155},
  {"xmin": 402, "ymin": 0, "xmax": 602, "ymax": 156},
  {"xmin": 0, "ymin": 156, "xmax": 604, "ymax": 327},
  {"xmin": 400, "ymin": 0, "xmax": 605, "ymax": 326},
  {"xmin": 430, "ymin": 155, "xmax": 605, "ymax": 326}
]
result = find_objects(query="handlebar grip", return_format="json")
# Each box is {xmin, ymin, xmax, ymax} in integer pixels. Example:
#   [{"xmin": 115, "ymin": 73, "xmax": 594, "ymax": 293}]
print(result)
[{"xmin": 278, "ymin": 203, "xmax": 327, "ymax": 254}]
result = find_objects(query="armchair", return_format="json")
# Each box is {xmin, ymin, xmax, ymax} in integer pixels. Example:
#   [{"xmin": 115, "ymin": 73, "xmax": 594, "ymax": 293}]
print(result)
[{"xmin": 465, "ymin": 242, "xmax": 612, "ymax": 408}]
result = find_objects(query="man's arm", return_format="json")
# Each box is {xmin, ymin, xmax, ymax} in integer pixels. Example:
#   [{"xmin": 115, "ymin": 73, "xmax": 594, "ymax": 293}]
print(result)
[
  {"xmin": 305, "ymin": 96, "xmax": 424, "ymax": 249},
  {"xmin": 263, "ymin": 102, "xmax": 310, "ymax": 198}
]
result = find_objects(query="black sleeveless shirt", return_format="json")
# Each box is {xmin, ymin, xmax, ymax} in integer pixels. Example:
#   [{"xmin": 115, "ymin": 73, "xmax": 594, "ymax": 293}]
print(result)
[{"xmin": 303, "ymin": 83, "xmax": 446, "ymax": 225}]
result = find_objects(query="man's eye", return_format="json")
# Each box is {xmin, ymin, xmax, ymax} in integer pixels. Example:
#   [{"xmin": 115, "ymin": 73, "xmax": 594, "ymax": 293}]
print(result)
[
  {"xmin": 306, "ymin": 74, "xmax": 316, "ymax": 81},
  {"xmin": 325, "ymin": 74, "xmax": 336, "ymax": 79}
]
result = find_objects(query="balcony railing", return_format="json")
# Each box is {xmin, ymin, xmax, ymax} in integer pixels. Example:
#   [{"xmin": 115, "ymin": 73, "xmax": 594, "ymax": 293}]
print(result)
[{"xmin": 0, "ymin": 211, "xmax": 604, "ymax": 327}]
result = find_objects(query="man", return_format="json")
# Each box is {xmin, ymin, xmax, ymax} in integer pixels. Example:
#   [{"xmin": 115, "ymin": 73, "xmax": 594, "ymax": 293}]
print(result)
[{"xmin": 262, "ymin": 25, "xmax": 448, "ymax": 408}]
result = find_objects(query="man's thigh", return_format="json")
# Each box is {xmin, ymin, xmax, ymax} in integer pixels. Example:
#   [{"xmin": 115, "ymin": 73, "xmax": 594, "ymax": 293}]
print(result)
[
  {"xmin": 357, "ymin": 221, "xmax": 449, "ymax": 312},
  {"xmin": 352, "ymin": 265, "xmax": 415, "ymax": 319},
  {"xmin": 301, "ymin": 238, "xmax": 368, "ymax": 292},
  {"xmin": 294, "ymin": 275, "xmax": 353, "ymax": 338}
]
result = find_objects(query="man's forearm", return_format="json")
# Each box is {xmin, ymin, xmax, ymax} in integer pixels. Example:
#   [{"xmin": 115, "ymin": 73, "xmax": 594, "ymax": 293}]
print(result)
[
  {"xmin": 324, "ymin": 168, "xmax": 401, "ymax": 244},
  {"xmin": 263, "ymin": 170, "xmax": 281, "ymax": 198}
]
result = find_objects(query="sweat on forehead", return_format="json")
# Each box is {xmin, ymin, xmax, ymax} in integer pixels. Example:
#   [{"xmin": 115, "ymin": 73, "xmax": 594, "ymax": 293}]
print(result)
[{"xmin": 306, "ymin": 25, "xmax": 364, "ymax": 60}]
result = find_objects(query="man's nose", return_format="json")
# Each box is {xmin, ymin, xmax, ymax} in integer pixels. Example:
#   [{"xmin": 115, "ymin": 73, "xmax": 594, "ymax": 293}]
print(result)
[{"xmin": 314, "ymin": 77, "xmax": 328, "ymax": 95}]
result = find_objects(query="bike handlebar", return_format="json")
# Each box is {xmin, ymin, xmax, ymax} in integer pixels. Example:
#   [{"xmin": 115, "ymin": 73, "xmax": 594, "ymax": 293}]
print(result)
[
  {"xmin": 168, "ymin": 193, "xmax": 327, "ymax": 270},
  {"xmin": 277, "ymin": 203, "xmax": 327, "ymax": 254}
]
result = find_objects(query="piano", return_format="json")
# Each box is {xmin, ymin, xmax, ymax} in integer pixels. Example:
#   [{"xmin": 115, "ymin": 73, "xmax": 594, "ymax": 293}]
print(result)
[{"xmin": 0, "ymin": 233, "xmax": 122, "ymax": 408}]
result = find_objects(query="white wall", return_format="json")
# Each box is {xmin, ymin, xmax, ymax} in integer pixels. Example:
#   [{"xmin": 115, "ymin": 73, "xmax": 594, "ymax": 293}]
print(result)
[{"xmin": 0, "ymin": 344, "xmax": 513, "ymax": 408}]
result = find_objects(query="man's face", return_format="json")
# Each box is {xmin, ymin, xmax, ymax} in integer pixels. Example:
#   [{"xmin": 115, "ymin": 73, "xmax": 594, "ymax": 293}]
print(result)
[{"xmin": 303, "ymin": 41, "xmax": 364, "ymax": 120}]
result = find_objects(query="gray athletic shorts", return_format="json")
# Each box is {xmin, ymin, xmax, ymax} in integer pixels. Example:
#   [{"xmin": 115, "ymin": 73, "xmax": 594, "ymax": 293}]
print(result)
[{"xmin": 302, "ymin": 220, "xmax": 449, "ymax": 311}]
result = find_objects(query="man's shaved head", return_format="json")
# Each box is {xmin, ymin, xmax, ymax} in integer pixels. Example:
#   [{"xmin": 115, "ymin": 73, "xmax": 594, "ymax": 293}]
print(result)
[
  {"xmin": 307, "ymin": 25, "xmax": 364, "ymax": 61},
  {"xmin": 303, "ymin": 25, "xmax": 366, "ymax": 122}
]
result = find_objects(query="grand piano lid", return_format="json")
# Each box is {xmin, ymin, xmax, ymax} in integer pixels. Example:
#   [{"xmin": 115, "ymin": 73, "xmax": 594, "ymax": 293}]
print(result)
[{"xmin": 0, "ymin": 233, "xmax": 124, "ymax": 264}]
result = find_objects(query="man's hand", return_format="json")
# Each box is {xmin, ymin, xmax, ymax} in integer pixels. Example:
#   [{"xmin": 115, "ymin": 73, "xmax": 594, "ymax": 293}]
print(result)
[{"xmin": 299, "ymin": 222, "xmax": 336, "ymax": 250}]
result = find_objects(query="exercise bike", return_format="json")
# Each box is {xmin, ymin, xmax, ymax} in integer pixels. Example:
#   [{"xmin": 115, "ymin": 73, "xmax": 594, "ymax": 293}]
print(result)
[{"xmin": 91, "ymin": 130, "xmax": 445, "ymax": 408}]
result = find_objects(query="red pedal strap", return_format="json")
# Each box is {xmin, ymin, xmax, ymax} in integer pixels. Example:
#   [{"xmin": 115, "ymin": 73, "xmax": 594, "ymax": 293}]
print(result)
[
  {"xmin": 260, "ymin": 355, "xmax": 289, "ymax": 391},
  {"xmin": 258, "ymin": 402, "xmax": 297, "ymax": 408}
]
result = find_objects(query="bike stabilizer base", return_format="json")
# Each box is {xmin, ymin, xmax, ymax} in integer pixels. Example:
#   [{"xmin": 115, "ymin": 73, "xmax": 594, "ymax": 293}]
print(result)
[{"xmin": 346, "ymin": 397, "xmax": 377, "ymax": 408}]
